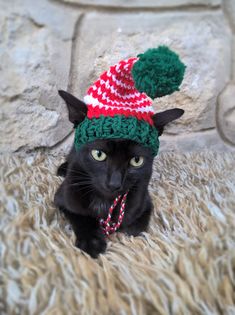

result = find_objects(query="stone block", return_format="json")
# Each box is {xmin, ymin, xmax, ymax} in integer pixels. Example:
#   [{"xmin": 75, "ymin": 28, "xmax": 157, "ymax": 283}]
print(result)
[
  {"xmin": 160, "ymin": 129, "xmax": 235, "ymax": 152},
  {"xmin": 0, "ymin": 0, "xmax": 79, "ymax": 152},
  {"xmin": 233, "ymin": 36, "xmax": 235, "ymax": 81},
  {"xmin": 55, "ymin": 0, "xmax": 221, "ymax": 8},
  {"xmin": 217, "ymin": 84, "xmax": 235, "ymax": 146},
  {"xmin": 71, "ymin": 11, "xmax": 231, "ymax": 135},
  {"xmin": 224, "ymin": 0, "xmax": 235, "ymax": 32}
]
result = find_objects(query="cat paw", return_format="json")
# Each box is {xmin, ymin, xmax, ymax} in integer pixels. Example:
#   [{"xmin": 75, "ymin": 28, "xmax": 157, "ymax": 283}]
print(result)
[{"xmin": 75, "ymin": 235, "xmax": 107, "ymax": 258}]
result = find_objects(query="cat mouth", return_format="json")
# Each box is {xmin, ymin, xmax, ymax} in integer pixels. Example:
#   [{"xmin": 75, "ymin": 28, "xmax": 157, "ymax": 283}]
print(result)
[{"xmin": 97, "ymin": 186, "xmax": 125, "ymax": 199}]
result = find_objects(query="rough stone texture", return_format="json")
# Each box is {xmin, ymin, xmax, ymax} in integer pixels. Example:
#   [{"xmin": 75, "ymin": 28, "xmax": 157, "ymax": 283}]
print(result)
[
  {"xmin": 217, "ymin": 84, "xmax": 235, "ymax": 145},
  {"xmin": 0, "ymin": 0, "xmax": 235, "ymax": 153},
  {"xmin": 160, "ymin": 129, "xmax": 235, "ymax": 152},
  {"xmin": 51, "ymin": 132, "xmax": 75, "ymax": 155},
  {"xmin": 223, "ymin": 0, "xmax": 235, "ymax": 31},
  {"xmin": 233, "ymin": 37, "xmax": 235, "ymax": 81},
  {"xmin": 71, "ymin": 11, "xmax": 231, "ymax": 135},
  {"xmin": 0, "ymin": 0, "xmax": 79, "ymax": 153},
  {"xmin": 55, "ymin": 0, "xmax": 221, "ymax": 8}
]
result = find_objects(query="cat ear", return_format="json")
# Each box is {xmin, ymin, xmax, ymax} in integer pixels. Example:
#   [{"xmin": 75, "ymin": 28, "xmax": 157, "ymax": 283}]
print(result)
[
  {"xmin": 152, "ymin": 108, "xmax": 184, "ymax": 136},
  {"xmin": 58, "ymin": 90, "xmax": 87, "ymax": 125}
]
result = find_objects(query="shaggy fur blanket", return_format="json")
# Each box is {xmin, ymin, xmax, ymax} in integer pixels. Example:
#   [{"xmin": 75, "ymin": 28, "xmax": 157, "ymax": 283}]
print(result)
[{"xmin": 0, "ymin": 152, "xmax": 235, "ymax": 315}]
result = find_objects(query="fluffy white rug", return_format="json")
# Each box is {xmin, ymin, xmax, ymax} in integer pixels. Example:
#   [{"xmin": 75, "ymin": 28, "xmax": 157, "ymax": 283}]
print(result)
[{"xmin": 0, "ymin": 151, "xmax": 235, "ymax": 315}]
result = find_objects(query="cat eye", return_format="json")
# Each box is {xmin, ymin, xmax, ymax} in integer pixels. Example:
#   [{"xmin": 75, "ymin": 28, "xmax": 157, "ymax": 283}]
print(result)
[
  {"xmin": 91, "ymin": 149, "xmax": 107, "ymax": 161},
  {"xmin": 129, "ymin": 156, "xmax": 144, "ymax": 167}
]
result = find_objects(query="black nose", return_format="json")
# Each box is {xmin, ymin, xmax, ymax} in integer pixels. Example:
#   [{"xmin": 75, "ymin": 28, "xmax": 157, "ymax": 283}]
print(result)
[{"xmin": 107, "ymin": 171, "xmax": 122, "ymax": 192}]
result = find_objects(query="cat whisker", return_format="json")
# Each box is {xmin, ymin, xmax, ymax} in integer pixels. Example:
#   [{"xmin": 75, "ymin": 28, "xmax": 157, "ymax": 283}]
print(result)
[
  {"xmin": 68, "ymin": 173, "xmax": 91, "ymax": 179},
  {"xmin": 67, "ymin": 168, "xmax": 92, "ymax": 177},
  {"xmin": 68, "ymin": 169, "xmax": 101, "ymax": 181},
  {"xmin": 80, "ymin": 187, "xmax": 96, "ymax": 198},
  {"xmin": 68, "ymin": 175, "xmax": 91, "ymax": 181},
  {"xmin": 68, "ymin": 181, "xmax": 93, "ymax": 187},
  {"xmin": 67, "ymin": 182, "xmax": 96, "ymax": 197}
]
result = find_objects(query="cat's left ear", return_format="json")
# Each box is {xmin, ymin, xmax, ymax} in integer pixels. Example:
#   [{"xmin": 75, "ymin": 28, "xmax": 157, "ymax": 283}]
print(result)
[
  {"xmin": 58, "ymin": 90, "xmax": 87, "ymax": 126},
  {"xmin": 152, "ymin": 108, "xmax": 184, "ymax": 136}
]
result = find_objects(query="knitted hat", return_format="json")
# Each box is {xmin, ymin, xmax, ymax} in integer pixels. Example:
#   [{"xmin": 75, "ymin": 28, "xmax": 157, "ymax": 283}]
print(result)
[{"xmin": 75, "ymin": 46, "xmax": 186, "ymax": 156}]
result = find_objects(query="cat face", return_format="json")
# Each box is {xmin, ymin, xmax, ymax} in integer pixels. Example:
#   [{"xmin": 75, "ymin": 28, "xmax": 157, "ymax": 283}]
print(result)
[
  {"xmin": 59, "ymin": 90, "xmax": 184, "ymax": 200},
  {"xmin": 69, "ymin": 139, "xmax": 154, "ymax": 199}
]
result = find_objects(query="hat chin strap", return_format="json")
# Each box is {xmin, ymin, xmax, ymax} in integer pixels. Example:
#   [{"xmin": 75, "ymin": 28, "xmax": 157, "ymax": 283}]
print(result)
[{"xmin": 99, "ymin": 191, "xmax": 128, "ymax": 237}]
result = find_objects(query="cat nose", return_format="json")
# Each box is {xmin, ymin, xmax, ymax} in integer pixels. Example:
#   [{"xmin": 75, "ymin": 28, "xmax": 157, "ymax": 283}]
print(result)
[
  {"xmin": 107, "ymin": 182, "xmax": 121, "ymax": 192},
  {"xmin": 107, "ymin": 172, "xmax": 122, "ymax": 192}
]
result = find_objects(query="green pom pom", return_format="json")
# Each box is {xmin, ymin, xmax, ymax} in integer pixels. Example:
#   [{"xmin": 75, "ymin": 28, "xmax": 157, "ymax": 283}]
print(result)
[{"xmin": 132, "ymin": 46, "xmax": 186, "ymax": 99}]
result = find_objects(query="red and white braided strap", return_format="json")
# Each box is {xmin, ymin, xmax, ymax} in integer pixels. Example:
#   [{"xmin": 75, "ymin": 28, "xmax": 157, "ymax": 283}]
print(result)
[{"xmin": 99, "ymin": 191, "xmax": 128, "ymax": 237}]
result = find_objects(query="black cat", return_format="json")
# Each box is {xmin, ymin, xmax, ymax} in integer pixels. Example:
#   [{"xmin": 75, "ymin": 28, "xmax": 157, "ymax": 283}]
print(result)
[{"xmin": 54, "ymin": 90, "xmax": 184, "ymax": 258}]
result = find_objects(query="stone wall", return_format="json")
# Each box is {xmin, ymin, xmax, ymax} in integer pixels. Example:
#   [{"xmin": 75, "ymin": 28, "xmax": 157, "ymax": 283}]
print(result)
[{"xmin": 0, "ymin": 0, "xmax": 234, "ymax": 154}]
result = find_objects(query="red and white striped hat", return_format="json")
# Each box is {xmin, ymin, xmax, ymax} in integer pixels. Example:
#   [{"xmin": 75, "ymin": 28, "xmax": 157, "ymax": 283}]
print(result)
[
  {"xmin": 85, "ymin": 57, "xmax": 154, "ymax": 125},
  {"xmin": 75, "ymin": 46, "xmax": 186, "ymax": 156}
]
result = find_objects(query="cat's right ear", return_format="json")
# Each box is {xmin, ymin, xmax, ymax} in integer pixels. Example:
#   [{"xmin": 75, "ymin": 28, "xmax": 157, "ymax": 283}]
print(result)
[{"xmin": 58, "ymin": 90, "xmax": 87, "ymax": 125}]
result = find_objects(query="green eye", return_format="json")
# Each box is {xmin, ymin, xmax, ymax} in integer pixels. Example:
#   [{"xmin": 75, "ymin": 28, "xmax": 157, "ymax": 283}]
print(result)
[
  {"xmin": 130, "ymin": 156, "xmax": 144, "ymax": 167},
  {"xmin": 91, "ymin": 150, "xmax": 107, "ymax": 161}
]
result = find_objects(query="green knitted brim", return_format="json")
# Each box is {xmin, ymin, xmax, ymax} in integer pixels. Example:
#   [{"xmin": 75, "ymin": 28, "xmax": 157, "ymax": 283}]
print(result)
[{"xmin": 74, "ymin": 115, "xmax": 159, "ymax": 156}]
